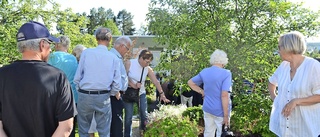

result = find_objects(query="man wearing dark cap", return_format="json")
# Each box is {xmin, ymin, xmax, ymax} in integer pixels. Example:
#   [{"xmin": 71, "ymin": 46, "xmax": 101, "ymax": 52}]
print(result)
[{"xmin": 0, "ymin": 21, "xmax": 77, "ymax": 137}]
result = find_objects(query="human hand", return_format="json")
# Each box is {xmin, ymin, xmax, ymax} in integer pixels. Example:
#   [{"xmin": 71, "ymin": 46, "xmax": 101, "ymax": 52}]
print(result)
[
  {"xmin": 223, "ymin": 116, "xmax": 230, "ymax": 126},
  {"xmin": 160, "ymin": 94, "xmax": 170, "ymax": 103},
  {"xmin": 281, "ymin": 98, "xmax": 298, "ymax": 117},
  {"xmin": 135, "ymin": 82, "xmax": 142, "ymax": 89},
  {"xmin": 199, "ymin": 89, "xmax": 204, "ymax": 97},
  {"xmin": 115, "ymin": 92, "xmax": 121, "ymax": 100}
]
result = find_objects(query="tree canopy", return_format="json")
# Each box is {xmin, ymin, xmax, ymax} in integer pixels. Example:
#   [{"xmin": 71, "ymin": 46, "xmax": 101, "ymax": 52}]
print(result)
[
  {"xmin": 147, "ymin": 0, "xmax": 320, "ymax": 135},
  {"xmin": 0, "ymin": 0, "xmax": 136, "ymax": 65}
]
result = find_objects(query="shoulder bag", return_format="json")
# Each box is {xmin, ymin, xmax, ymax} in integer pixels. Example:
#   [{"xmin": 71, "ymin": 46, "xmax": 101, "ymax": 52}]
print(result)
[{"xmin": 122, "ymin": 67, "xmax": 144, "ymax": 103}]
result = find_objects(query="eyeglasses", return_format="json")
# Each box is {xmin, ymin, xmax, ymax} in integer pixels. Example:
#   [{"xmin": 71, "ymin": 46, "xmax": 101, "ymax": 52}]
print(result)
[
  {"xmin": 123, "ymin": 44, "xmax": 130, "ymax": 51},
  {"xmin": 42, "ymin": 39, "xmax": 53, "ymax": 45},
  {"xmin": 144, "ymin": 59, "xmax": 151, "ymax": 64},
  {"xmin": 42, "ymin": 39, "xmax": 55, "ymax": 49}
]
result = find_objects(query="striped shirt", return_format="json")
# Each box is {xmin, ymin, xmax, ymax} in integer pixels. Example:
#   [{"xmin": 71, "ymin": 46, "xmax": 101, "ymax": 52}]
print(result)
[{"xmin": 269, "ymin": 57, "xmax": 320, "ymax": 137}]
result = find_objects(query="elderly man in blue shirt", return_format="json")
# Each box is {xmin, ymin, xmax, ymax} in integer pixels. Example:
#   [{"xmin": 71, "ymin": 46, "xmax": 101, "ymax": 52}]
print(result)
[
  {"xmin": 109, "ymin": 36, "xmax": 132, "ymax": 137},
  {"xmin": 74, "ymin": 27, "xmax": 121, "ymax": 137}
]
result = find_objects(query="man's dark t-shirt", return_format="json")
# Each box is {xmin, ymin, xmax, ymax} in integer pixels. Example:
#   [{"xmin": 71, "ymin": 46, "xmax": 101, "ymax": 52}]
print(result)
[{"xmin": 0, "ymin": 60, "xmax": 76, "ymax": 137}]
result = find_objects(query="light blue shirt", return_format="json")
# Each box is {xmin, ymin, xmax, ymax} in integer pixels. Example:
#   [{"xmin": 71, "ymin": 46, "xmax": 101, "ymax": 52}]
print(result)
[
  {"xmin": 191, "ymin": 66, "xmax": 232, "ymax": 117},
  {"xmin": 110, "ymin": 48, "xmax": 128, "ymax": 96},
  {"xmin": 48, "ymin": 51, "xmax": 78, "ymax": 103},
  {"xmin": 73, "ymin": 45, "xmax": 121, "ymax": 92}
]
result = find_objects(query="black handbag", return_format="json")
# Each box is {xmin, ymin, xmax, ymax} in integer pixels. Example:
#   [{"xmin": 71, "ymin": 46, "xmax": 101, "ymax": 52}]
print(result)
[
  {"xmin": 122, "ymin": 67, "xmax": 144, "ymax": 103},
  {"xmin": 221, "ymin": 124, "xmax": 234, "ymax": 137}
]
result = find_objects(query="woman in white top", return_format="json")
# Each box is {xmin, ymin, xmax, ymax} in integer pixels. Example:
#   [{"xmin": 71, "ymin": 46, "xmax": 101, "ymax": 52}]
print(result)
[
  {"xmin": 123, "ymin": 49, "xmax": 170, "ymax": 137},
  {"xmin": 268, "ymin": 31, "xmax": 320, "ymax": 137}
]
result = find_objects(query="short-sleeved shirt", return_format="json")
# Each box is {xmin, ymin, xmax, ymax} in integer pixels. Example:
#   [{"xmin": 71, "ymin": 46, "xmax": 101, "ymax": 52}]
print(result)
[
  {"xmin": 127, "ymin": 59, "xmax": 149, "ymax": 95},
  {"xmin": 48, "ymin": 51, "xmax": 78, "ymax": 102},
  {"xmin": 269, "ymin": 57, "xmax": 320, "ymax": 137},
  {"xmin": 191, "ymin": 66, "xmax": 232, "ymax": 117},
  {"xmin": 0, "ymin": 60, "xmax": 77, "ymax": 137}
]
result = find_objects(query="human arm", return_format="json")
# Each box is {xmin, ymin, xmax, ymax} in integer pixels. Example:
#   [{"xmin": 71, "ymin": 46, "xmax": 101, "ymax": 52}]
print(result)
[
  {"xmin": 52, "ymin": 118, "xmax": 73, "ymax": 137},
  {"xmin": 221, "ymin": 91, "xmax": 230, "ymax": 126},
  {"xmin": 268, "ymin": 82, "xmax": 277, "ymax": 101},
  {"xmin": 281, "ymin": 95, "xmax": 320, "ymax": 117},
  {"xmin": 111, "ymin": 58, "xmax": 122, "ymax": 95},
  {"xmin": 0, "ymin": 121, "xmax": 7, "ymax": 137},
  {"xmin": 187, "ymin": 79, "xmax": 204, "ymax": 97},
  {"xmin": 147, "ymin": 67, "xmax": 170, "ymax": 103},
  {"xmin": 54, "ymin": 74, "xmax": 77, "ymax": 137}
]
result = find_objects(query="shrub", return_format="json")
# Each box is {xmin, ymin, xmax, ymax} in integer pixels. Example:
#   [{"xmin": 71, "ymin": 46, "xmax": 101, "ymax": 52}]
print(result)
[
  {"xmin": 133, "ymin": 103, "xmax": 139, "ymax": 115},
  {"xmin": 144, "ymin": 116, "xmax": 198, "ymax": 137},
  {"xmin": 182, "ymin": 105, "xmax": 204, "ymax": 126},
  {"xmin": 148, "ymin": 104, "xmax": 187, "ymax": 123},
  {"xmin": 231, "ymin": 92, "xmax": 275, "ymax": 136}
]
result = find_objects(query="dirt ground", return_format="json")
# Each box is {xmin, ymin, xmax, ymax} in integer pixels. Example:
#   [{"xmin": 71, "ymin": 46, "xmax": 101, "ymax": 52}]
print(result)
[{"xmin": 132, "ymin": 117, "xmax": 140, "ymax": 137}]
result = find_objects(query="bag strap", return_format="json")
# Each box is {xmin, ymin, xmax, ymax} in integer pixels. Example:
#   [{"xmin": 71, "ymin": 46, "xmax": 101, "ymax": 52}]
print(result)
[{"xmin": 139, "ymin": 67, "xmax": 145, "ymax": 83}]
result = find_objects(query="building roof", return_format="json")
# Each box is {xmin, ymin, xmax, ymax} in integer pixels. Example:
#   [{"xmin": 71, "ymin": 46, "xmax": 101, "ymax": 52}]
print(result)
[{"xmin": 112, "ymin": 35, "xmax": 168, "ymax": 49}]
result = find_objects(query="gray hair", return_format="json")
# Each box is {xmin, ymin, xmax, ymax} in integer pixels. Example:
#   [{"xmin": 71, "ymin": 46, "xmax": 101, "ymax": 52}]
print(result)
[
  {"xmin": 278, "ymin": 31, "xmax": 306, "ymax": 54},
  {"xmin": 114, "ymin": 36, "xmax": 132, "ymax": 48},
  {"xmin": 17, "ymin": 38, "xmax": 42, "ymax": 53},
  {"xmin": 57, "ymin": 35, "xmax": 70, "ymax": 49},
  {"xmin": 94, "ymin": 27, "xmax": 112, "ymax": 41},
  {"xmin": 209, "ymin": 49, "xmax": 228, "ymax": 65},
  {"xmin": 72, "ymin": 44, "xmax": 86, "ymax": 61}
]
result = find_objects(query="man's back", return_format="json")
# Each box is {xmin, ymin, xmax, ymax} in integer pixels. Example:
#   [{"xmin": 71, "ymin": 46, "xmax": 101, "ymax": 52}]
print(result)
[
  {"xmin": 0, "ymin": 60, "xmax": 76, "ymax": 137},
  {"xmin": 74, "ymin": 45, "xmax": 121, "ymax": 91},
  {"xmin": 48, "ymin": 51, "xmax": 78, "ymax": 101}
]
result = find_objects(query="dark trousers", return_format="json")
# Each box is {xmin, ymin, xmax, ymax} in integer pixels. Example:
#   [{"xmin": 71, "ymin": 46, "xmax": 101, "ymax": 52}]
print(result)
[
  {"xmin": 69, "ymin": 104, "xmax": 77, "ymax": 137},
  {"xmin": 110, "ymin": 96, "xmax": 124, "ymax": 137}
]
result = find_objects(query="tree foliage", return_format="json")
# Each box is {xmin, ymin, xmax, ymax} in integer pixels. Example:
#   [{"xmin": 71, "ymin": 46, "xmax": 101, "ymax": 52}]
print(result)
[
  {"xmin": 116, "ymin": 9, "xmax": 136, "ymax": 35},
  {"xmin": 55, "ymin": 8, "xmax": 96, "ymax": 50},
  {"xmin": 87, "ymin": 7, "xmax": 115, "ymax": 34},
  {"xmin": 0, "ymin": 0, "xmax": 59, "ymax": 65},
  {"xmin": 0, "ymin": 0, "xmax": 137, "ymax": 65},
  {"xmin": 147, "ymin": 0, "xmax": 320, "ymax": 135}
]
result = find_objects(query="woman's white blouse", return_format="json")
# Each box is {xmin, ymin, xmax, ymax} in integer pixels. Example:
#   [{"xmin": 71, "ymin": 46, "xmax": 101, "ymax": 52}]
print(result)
[
  {"xmin": 269, "ymin": 57, "xmax": 320, "ymax": 137},
  {"xmin": 128, "ymin": 59, "xmax": 149, "ymax": 95}
]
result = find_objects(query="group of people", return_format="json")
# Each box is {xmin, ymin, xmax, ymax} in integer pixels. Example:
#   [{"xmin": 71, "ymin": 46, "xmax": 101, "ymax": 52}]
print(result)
[
  {"xmin": 0, "ymin": 21, "xmax": 170, "ymax": 137},
  {"xmin": 187, "ymin": 31, "xmax": 320, "ymax": 137},
  {"xmin": 0, "ymin": 21, "xmax": 319, "ymax": 137}
]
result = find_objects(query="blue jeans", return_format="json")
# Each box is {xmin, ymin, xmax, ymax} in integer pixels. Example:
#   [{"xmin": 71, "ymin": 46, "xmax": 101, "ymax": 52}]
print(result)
[
  {"xmin": 124, "ymin": 93, "xmax": 147, "ymax": 137},
  {"xmin": 77, "ymin": 92, "xmax": 111, "ymax": 137}
]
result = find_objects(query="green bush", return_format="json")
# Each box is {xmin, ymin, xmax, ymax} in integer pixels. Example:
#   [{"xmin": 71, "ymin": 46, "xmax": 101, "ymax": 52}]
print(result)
[
  {"xmin": 182, "ymin": 105, "xmax": 204, "ymax": 126},
  {"xmin": 146, "ymin": 94, "xmax": 154, "ymax": 104},
  {"xmin": 231, "ymin": 91, "xmax": 275, "ymax": 136},
  {"xmin": 133, "ymin": 103, "xmax": 139, "ymax": 115},
  {"xmin": 144, "ymin": 116, "xmax": 198, "ymax": 137}
]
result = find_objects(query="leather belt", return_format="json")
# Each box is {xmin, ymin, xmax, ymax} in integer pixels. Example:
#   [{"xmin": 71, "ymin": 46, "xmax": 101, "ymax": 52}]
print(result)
[{"xmin": 79, "ymin": 89, "xmax": 110, "ymax": 94}]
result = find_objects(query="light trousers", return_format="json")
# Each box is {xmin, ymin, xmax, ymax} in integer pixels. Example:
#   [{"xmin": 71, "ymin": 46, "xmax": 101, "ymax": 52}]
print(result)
[{"xmin": 203, "ymin": 111, "xmax": 223, "ymax": 137}]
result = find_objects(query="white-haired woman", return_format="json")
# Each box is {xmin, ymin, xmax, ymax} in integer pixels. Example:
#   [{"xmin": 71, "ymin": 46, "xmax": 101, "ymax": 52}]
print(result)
[
  {"xmin": 72, "ymin": 44, "xmax": 87, "ymax": 62},
  {"xmin": 188, "ymin": 49, "xmax": 232, "ymax": 137},
  {"xmin": 268, "ymin": 31, "xmax": 320, "ymax": 136}
]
